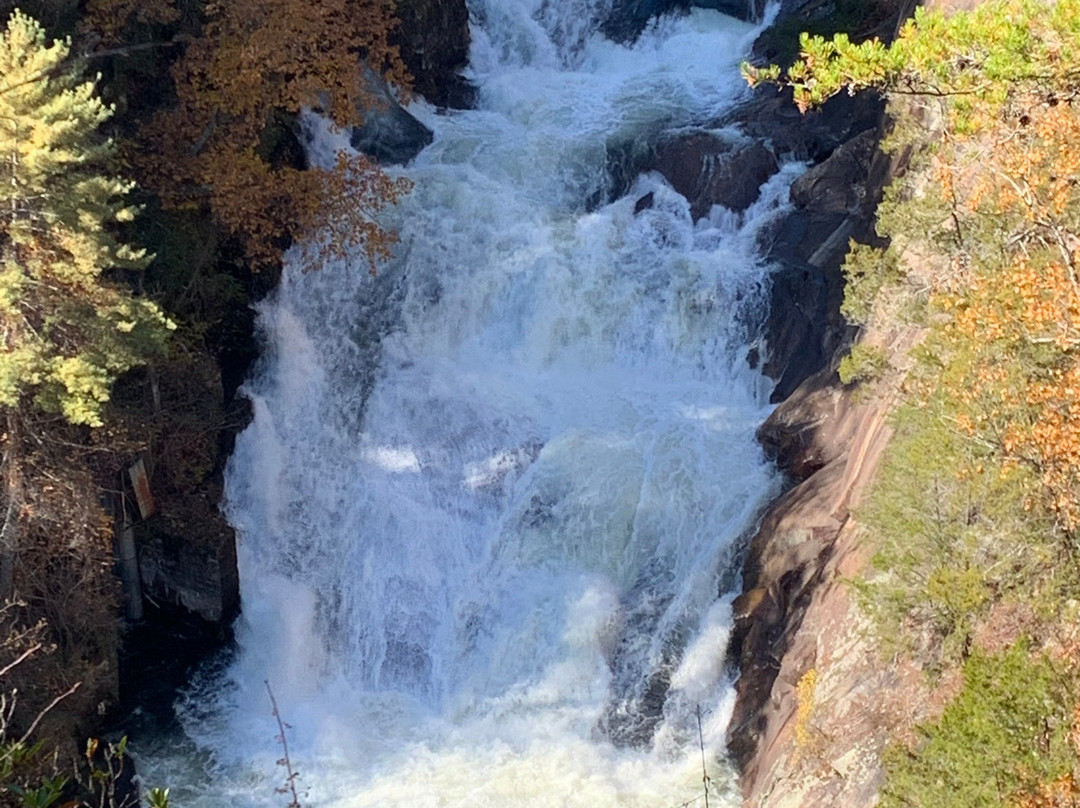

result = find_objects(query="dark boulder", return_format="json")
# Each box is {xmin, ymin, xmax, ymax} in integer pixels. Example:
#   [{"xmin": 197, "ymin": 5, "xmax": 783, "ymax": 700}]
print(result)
[
  {"xmin": 789, "ymin": 128, "xmax": 882, "ymax": 212},
  {"xmin": 650, "ymin": 130, "xmax": 779, "ymax": 219},
  {"xmin": 693, "ymin": 0, "xmax": 766, "ymax": 20},
  {"xmin": 633, "ymin": 191, "xmax": 655, "ymax": 213},
  {"xmin": 137, "ymin": 525, "xmax": 240, "ymax": 626},
  {"xmin": 601, "ymin": 0, "xmax": 681, "ymax": 43},
  {"xmin": 589, "ymin": 137, "xmax": 654, "ymax": 210},
  {"xmin": 723, "ymin": 86, "xmax": 884, "ymax": 163},
  {"xmin": 758, "ymin": 129, "xmax": 892, "ymax": 401},
  {"xmin": 747, "ymin": 0, "xmax": 916, "ymax": 68},
  {"xmin": 763, "ymin": 259, "xmax": 851, "ymax": 402},
  {"xmin": 601, "ymin": 0, "xmax": 764, "ymax": 44},
  {"xmin": 350, "ymin": 72, "xmax": 435, "ymax": 165},
  {"xmin": 393, "ymin": 0, "xmax": 475, "ymax": 108}
]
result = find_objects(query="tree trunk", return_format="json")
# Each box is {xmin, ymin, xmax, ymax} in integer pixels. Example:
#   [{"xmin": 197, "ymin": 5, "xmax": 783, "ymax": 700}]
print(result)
[{"xmin": 0, "ymin": 409, "xmax": 21, "ymax": 603}]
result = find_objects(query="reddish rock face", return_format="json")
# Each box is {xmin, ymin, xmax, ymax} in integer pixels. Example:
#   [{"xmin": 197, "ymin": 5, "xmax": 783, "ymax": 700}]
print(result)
[{"xmin": 728, "ymin": 368, "xmax": 897, "ymax": 807}]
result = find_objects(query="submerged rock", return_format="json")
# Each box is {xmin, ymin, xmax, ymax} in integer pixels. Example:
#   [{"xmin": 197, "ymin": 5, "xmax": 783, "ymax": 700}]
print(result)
[
  {"xmin": 633, "ymin": 191, "xmax": 655, "ymax": 213},
  {"xmin": 601, "ymin": 0, "xmax": 765, "ymax": 44}
]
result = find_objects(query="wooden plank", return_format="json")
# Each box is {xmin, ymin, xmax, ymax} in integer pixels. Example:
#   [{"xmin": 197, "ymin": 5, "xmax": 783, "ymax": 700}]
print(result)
[{"xmin": 128, "ymin": 457, "xmax": 156, "ymax": 520}]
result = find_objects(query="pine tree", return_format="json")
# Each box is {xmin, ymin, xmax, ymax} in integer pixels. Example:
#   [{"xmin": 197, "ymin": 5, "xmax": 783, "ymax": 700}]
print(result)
[
  {"xmin": 0, "ymin": 9, "xmax": 172, "ymax": 427},
  {"xmin": 0, "ymin": 10, "xmax": 172, "ymax": 601}
]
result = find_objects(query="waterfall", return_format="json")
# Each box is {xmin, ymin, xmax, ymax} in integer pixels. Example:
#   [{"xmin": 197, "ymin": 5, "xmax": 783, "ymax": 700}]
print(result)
[{"xmin": 136, "ymin": 3, "xmax": 798, "ymax": 806}]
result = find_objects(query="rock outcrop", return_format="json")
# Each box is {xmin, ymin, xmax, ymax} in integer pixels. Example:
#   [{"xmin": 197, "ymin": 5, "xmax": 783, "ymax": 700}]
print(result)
[
  {"xmin": 601, "ymin": 0, "xmax": 765, "ymax": 44},
  {"xmin": 350, "ymin": 71, "xmax": 435, "ymax": 166},
  {"xmin": 758, "ymin": 128, "xmax": 894, "ymax": 400},
  {"xmin": 651, "ymin": 130, "xmax": 780, "ymax": 219},
  {"xmin": 722, "ymin": 2, "xmax": 923, "ymax": 801},
  {"xmin": 727, "ymin": 367, "xmax": 898, "ymax": 807},
  {"xmin": 727, "ymin": 86, "xmax": 885, "ymax": 164},
  {"xmin": 137, "ymin": 526, "xmax": 239, "ymax": 625},
  {"xmin": 393, "ymin": 0, "xmax": 473, "ymax": 108}
]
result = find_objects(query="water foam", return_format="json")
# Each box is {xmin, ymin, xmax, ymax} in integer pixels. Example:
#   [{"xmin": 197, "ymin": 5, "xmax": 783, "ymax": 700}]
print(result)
[{"xmin": 135, "ymin": 4, "xmax": 796, "ymax": 806}]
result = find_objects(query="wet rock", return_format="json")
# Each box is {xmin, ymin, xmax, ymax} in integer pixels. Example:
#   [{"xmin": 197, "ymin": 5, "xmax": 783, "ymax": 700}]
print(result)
[
  {"xmin": 137, "ymin": 526, "xmax": 240, "ymax": 625},
  {"xmin": 633, "ymin": 191, "xmax": 655, "ymax": 213},
  {"xmin": 351, "ymin": 104, "xmax": 433, "ymax": 166},
  {"xmin": 762, "ymin": 260, "xmax": 850, "ymax": 402},
  {"xmin": 350, "ymin": 71, "xmax": 434, "ymax": 165},
  {"xmin": 592, "ymin": 137, "xmax": 653, "ymax": 209},
  {"xmin": 601, "ymin": 0, "xmax": 765, "ymax": 44},
  {"xmin": 694, "ymin": 0, "xmax": 765, "ymax": 19},
  {"xmin": 109, "ymin": 601, "xmax": 236, "ymax": 768},
  {"xmin": 601, "ymin": 0, "xmax": 679, "ymax": 42},
  {"xmin": 723, "ymin": 87, "xmax": 884, "ymax": 163},
  {"xmin": 650, "ymin": 130, "xmax": 779, "ymax": 219},
  {"xmin": 789, "ymin": 129, "xmax": 882, "ymax": 213},
  {"xmin": 758, "ymin": 129, "xmax": 893, "ymax": 401},
  {"xmin": 393, "ymin": 0, "xmax": 474, "ymax": 108},
  {"xmin": 728, "ymin": 370, "xmax": 897, "ymax": 807}
]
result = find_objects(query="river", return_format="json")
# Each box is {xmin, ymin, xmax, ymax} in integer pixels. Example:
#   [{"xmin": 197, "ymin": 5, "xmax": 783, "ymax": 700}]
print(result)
[{"xmin": 136, "ymin": 2, "xmax": 797, "ymax": 805}]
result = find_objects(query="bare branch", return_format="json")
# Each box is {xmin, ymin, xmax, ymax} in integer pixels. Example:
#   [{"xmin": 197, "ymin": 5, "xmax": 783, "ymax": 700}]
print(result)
[{"xmin": 17, "ymin": 680, "xmax": 80, "ymax": 746}]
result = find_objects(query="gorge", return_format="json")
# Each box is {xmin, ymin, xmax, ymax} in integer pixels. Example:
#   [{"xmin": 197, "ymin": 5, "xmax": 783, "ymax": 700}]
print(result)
[{"xmin": 127, "ymin": 0, "xmax": 892, "ymax": 805}]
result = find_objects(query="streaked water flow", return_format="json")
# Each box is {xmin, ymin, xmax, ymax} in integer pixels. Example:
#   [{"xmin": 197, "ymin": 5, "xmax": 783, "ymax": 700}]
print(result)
[{"xmin": 138, "ymin": 3, "xmax": 800, "ymax": 806}]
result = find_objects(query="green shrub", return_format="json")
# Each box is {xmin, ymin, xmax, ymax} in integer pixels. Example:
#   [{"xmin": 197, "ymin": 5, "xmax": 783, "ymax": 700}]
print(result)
[
  {"xmin": 857, "ymin": 397, "xmax": 1062, "ymax": 663},
  {"xmin": 838, "ymin": 343, "xmax": 889, "ymax": 386},
  {"xmin": 881, "ymin": 641, "xmax": 1076, "ymax": 808},
  {"xmin": 841, "ymin": 241, "xmax": 904, "ymax": 326}
]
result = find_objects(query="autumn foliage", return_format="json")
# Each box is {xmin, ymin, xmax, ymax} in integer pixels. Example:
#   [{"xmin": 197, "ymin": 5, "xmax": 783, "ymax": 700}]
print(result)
[
  {"xmin": 935, "ymin": 93, "xmax": 1080, "ymax": 532},
  {"xmin": 85, "ymin": 0, "xmax": 413, "ymax": 269}
]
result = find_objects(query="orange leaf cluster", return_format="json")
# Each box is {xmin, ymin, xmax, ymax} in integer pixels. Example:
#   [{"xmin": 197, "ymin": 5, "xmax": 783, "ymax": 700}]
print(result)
[
  {"xmin": 90, "ymin": 0, "xmax": 412, "ymax": 270},
  {"xmin": 1012, "ymin": 775, "xmax": 1080, "ymax": 808},
  {"xmin": 927, "ymin": 94, "xmax": 1080, "ymax": 533}
]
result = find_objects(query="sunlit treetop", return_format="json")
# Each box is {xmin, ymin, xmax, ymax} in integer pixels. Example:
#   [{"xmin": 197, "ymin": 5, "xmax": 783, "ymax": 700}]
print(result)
[
  {"xmin": 0, "ymin": 11, "xmax": 172, "ymax": 426},
  {"xmin": 744, "ymin": 0, "xmax": 1080, "ymax": 121}
]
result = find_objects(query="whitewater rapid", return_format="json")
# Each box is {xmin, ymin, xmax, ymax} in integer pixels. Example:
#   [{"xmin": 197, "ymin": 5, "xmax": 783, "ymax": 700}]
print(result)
[{"xmin": 137, "ymin": 3, "xmax": 800, "ymax": 806}]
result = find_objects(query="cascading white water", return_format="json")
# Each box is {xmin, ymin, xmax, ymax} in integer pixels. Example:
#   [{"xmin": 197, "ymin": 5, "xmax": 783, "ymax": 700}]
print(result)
[{"xmin": 137, "ymin": 3, "xmax": 802, "ymax": 806}]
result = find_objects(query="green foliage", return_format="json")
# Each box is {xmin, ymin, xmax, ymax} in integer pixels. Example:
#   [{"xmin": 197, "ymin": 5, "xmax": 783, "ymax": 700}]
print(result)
[
  {"xmin": 8, "ymin": 775, "xmax": 66, "ymax": 808},
  {"xmin": 745, "ymin": 0, "xmax": 1080, "ymax": 115},
  {"xmin": 840, "ymin": 241, "xmax": 903, "ymax": 325},
  {"xmin": 880, "ymin": 641, "xmax": 1076, "ymax": 808},
  {"xmin": 755, "ymin": 0, "xmax": 1080, "ymax": 801},
  {"xmin": 750, "ymin": 0, "xmax": 896, "ymax": 68},
  {"xmin": 0, "ymin": 10, "xmax": 173, "ymax": 426},
  {"xmin": 838, "ymin": 343, "xmax": 888, "ymax": 385},
  {"xmin": 858, "ymin": 395, "xmax": 1064, "ymax": 662}
]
